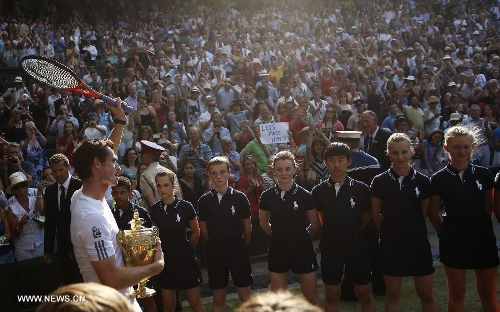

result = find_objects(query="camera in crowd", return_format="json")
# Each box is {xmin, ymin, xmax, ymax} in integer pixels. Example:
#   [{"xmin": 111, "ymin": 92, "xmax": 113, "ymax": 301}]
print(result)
[
  {"xmin": 8, "ymin": 155, "xmax": 16, "ymax": 163},
  {"xmin": 188, "ymin": 149, "xmax": 195, "ymax": 156}
]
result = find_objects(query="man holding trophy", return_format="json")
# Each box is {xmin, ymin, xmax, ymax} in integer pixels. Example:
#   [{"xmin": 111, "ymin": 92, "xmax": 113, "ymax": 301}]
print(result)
[{"xmin": 70, "ymin": 98, "xmax": 164, "ymax": 311}]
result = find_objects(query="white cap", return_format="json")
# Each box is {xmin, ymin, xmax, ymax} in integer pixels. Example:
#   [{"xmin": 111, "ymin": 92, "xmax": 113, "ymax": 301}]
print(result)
[
  {"xmin": 449, "ymin": 112, "xmax": 462, "ymax": 121},
  {"xmin": 337, "ymin": 131, "xmax": 362, "ymax": 140},
  {"xmin": 140, "ymin": 140, "xmax": 165, "ymax": 155},
  {"xmin": 443, "ymin": 55, "xmax": 452, "ymax": 60}
]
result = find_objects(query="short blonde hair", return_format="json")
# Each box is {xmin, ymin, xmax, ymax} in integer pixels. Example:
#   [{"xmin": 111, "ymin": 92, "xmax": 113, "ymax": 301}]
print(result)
[
  {"xmin": 386, "ymin": 132, "xmax": 412, "ymax": 153},
  {"xmin": 444, "ymin": 125, "xmax": 478, "ymax": 146}
]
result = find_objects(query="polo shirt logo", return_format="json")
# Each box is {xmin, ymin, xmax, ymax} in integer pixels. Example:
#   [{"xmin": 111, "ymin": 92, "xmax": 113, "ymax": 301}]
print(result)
[
  {"xmin": 92, "ymin": 226, "xmax": 101, "ymax": 238},
  {"xmin": 476, "ymin": 179, "xmax": 482, "ymax": 190},
  {"xmin": 176, "ymin": 213, "xmax": 181, "ymax": 222},
  {"xmin": 415, "ymin": 186, "xmax": 420, "ymax": 198},
  {"xmin": 231, "ymin": 205, "xmax": 236, "ymax": 216},
  {"xmin": 293, "ymin": 201, "xmax": 298, "ymax": 211},
  {"xmin": 350, "ymin": 197, "xmax": 355, "ymax": 209}
]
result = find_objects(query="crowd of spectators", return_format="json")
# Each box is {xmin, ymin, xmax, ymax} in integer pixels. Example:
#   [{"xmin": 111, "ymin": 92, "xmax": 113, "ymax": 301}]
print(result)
[{"xmin": 0, "ymin": 0, "xmax": 498, "ymax": 283}]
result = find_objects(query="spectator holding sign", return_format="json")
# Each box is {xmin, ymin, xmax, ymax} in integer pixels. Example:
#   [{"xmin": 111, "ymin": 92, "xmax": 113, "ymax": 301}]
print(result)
[{"xmin": 240, "ymin": 125, "xmax": 272, "ymax": 174}]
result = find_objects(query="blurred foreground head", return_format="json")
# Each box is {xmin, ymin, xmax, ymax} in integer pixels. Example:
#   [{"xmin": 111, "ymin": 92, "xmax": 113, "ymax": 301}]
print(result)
[
  {"xmin": 36, "ymin": 282, "xmax": 134, "ymax": 312},
  {"xmin": 237, "ymin": 290, "xmax": 323, "ymax": 312}
]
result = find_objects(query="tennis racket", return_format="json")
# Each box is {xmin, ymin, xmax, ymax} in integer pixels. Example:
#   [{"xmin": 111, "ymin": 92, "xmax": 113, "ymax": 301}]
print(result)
[{"xmin": 20, "ymin": 55, "xmax": 134, "ymax": 113}]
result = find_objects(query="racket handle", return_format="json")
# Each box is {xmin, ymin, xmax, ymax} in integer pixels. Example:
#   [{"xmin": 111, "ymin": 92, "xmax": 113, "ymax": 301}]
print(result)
[{"xmin": 100, "ymin": 94, "xmax": 134, "ymax": 114}]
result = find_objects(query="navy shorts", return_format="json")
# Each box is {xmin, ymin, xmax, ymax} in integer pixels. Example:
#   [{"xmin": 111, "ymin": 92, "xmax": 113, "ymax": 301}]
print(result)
[
  {"xmin": 268, "ymin": 238, "xmax": 318, "ymax": 274},
  {"xmin": 206, "ymin": 238, "xmax": 253, "ymax": 289},
  {"xmin": 320, "ymin": 236, "xmax": 372, "ymax": 286}
]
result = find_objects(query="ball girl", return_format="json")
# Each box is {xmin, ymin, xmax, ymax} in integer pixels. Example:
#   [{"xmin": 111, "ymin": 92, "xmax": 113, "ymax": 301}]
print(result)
[
  {"xmin": 429, "ymin": 126, "xmax": 500, "ymax": 312},
  {"xmin": 150, "ymin": 169, "xmax": 205, "ymax": 312},
  {"xmin": 371, "ymin": 133, "xmax": 438, "ymax": 312}
]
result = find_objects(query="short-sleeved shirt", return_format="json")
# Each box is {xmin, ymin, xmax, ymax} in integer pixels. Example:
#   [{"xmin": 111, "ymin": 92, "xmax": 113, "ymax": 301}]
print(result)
[
  {"xmin": 259, "ymin": 183, "xmax": 315, "ymax": 242},
  {"xmin": 430, "ymin": 163, "xmax": 493, "ymax": 218},
  {"xmin": 197, "ymin": 187, "xmax": 251, "ymax": 243},
  {"xmin": 204, "ymin": 126, "xmax": 231, "ymax": 154},
  {"xmin": 178, "ymin": 143, "xmax": 213, "ymax": 179},
  {"xmin": 371, "ymin": 168, "xmax": 431, "ymax": 247},
  {"xmin": 402, "ymin": 105, "xmax": 424, "ymax": 131},
  {"xmin": 312, "ymin": 176, "xmax": 370, "ymax": 239},
  {"xmin": 241, "ymin": 139, "xmax": 270, "ymax": 174},
  {"xmin": 140, "ymin": 162, "xmax": 163, "ymax": 202},
  {"xmin": 70, "ymin": 189, "xmax": 135, "ymax": 301},
  {"xmin": 150, "ymin": 197, "xmax": 196, "ymax": 253}
]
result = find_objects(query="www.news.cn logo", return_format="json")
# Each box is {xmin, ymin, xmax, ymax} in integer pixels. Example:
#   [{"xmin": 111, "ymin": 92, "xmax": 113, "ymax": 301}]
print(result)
[{"xmin": 18, "ymin": 295, "xmax": 86, "ymax": 303}]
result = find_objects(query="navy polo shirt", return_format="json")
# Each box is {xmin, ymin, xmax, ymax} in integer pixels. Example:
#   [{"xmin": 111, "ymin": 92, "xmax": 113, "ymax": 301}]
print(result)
[
  {"xmin": 197, "ymin": 187, "xmax": 251, "ymax": 243},
  {"xmin": 371, "ymin": 168, "xmax": 431, "ymax": 246},
  {"xmin": 150, "ymin": 197, "xmax": 196, "ymax": 253},
  {"xmin": 431, "ymin": 163, "xmax": 493, "ymax": 218},
  {"xmin": 260, "ymin": 183, "xmax": 315, "ymax": 242},
  {"xmin": 111, "ymin": 202, "xmax": 152, "ymax": 231},
  {"xmin": 312, "ymin": 176, "xmax": 370, "ymax": 239}
]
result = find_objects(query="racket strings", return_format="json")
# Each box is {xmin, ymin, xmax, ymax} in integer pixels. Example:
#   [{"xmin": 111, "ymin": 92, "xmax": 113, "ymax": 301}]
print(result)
[{"xmin": 21, "ymin": 58, "xmax": 79, "ymax": 89}]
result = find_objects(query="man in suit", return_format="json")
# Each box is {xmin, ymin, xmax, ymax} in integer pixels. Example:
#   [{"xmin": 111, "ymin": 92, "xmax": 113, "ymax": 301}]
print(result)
[
  {"xmin": 43, "ymin": 153, "xmax": 83, "ymax": 285},
  {"xmin": 361, "ymin": 110, "xmax": 391, "ymax": 171}
]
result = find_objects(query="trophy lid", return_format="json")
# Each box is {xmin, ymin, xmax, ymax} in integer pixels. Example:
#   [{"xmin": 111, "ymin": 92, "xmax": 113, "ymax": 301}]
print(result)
[{"xmin": 129, "ymin": 209, "xmax": 145, "ymax": 230}]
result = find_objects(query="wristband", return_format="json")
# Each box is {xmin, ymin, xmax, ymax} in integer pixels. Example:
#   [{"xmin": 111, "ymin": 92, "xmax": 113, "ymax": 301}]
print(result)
[{"xmin": 113, "ymin": 118, "xmax": 127, "ymax": 125}]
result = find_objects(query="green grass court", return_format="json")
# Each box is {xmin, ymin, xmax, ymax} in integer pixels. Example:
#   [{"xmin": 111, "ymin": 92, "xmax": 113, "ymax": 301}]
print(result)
[{"xmin": 182, "ymin": 264, "xmax": 500, "ymax": 311}]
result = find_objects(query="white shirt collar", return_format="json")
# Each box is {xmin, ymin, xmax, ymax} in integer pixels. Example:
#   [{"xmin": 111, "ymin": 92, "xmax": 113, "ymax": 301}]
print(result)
[{"xmin": 60, "ymin": 174, "xmax": 72, "ymax": 190}]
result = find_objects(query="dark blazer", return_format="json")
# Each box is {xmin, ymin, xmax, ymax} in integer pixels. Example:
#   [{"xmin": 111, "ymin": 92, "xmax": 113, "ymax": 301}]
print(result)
[
  {"xmin": 44, "ymin": 177, "xmax": 82, "ymax": 254},
  {"xmin": 364, "ymin": 128, "xmax": 392, "ymax": 171}
]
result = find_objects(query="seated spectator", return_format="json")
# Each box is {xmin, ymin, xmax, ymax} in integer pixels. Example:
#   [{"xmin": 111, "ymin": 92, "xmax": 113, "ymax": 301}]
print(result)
[
  {"xmin": 5, "ymin": 143, "xmax": 36, "ymax": 184},
  {"xmin": 222, "ymin": 99, "xmax": 253, "ymax": 139},
  {"xmin": 240, "ymin": 125, "xmax": 272, "ymax": 174},
  {"xmin": 134, "ymin": 95, "xmax": 159, "ymax": 134},
  {"xmin": 261, "ymin": 155, "xmax": 276, "ymax": 190},
  {"xmin": 234, "ymin": 119, "xmax": 255, "ymax": 153},
  {"xmin": 178, "ymin": 125, "xmax": 213, "ymax": 180},
  {"xmin": 178, "ymin": 161, "xmax": 205, "ymax": 208},
  {"xmin": 317, "ymin": 107, "xmax": 345, "ymax": 141},
  {"xmin": 164, "ymin": 111, "xmax": 187, "ymax": 147},
  {"xmin": 215, "ymin": 136, "xmax": 241, "ymax": 182},
  {"xmin": 58, "ymin": 121, "xmax": 79, "ymax": 164},
  {"xmin": 49, "ymin": 105, "xmax": 79, "ymax": 139},
  {"xmin": 237, "ymin": 154, "xmax": 265, "ymax": 214},
  {"xmin": 203, "ymin": 111, "xmax": 230, "ymax": 154},
  {"xmin": 121, "ymin": 148, "xmax": 139, "ymax": 183},
  {"xmin": 381, "ymin": 101, "xmax": 402, "ymax": 132},
  {"xmin": 6, "ymin": 172, "xmax": 44, "ymax": 261},
  {"xmin": 6, "ymin": 109, "xmax": 28, "ymax": 143},
  {"xmin": 20, "ymin": 121, "xmax": 48, "ymax": 185},
  {"xmin": 135, "ymin": 125, "xmax": 155, "ymax": 152},
  {"xmin": 78, "ymin": 112, "xmax": 106, "ymax": 140}
]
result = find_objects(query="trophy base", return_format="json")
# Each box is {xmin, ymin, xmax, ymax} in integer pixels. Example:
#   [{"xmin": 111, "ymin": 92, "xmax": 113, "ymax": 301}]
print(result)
[{"xmin": 132, "ymin": 287, "xmax": 156, "ymax": 299}]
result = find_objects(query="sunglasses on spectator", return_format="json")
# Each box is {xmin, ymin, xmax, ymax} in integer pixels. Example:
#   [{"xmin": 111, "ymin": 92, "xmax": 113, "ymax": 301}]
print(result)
[
  {"xmin": 326, "ymin": 110, "xmax": 335, "ymax": 113},
  {"xmin": 13, "ymin": 182, "xmax": 28, "ymax": 190}
]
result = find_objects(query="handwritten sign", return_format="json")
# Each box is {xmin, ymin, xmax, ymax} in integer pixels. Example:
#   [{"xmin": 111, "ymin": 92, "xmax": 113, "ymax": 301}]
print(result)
[{"xmin": 259, "ymin": 122, "xmax": 289, "ymax": 144}]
